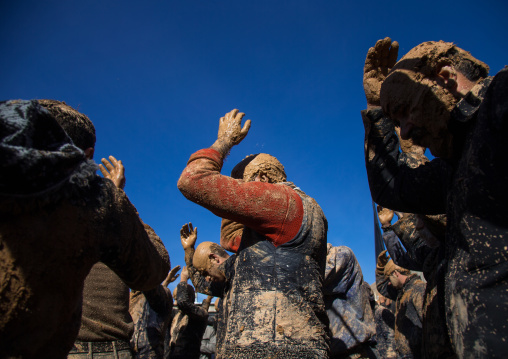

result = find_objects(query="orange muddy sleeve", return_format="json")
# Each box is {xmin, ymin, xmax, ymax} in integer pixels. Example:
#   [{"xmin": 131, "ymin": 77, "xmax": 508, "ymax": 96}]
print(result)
[{"xmin": 178, "ymin": 149, "xmax": 303, "ymax": 246}]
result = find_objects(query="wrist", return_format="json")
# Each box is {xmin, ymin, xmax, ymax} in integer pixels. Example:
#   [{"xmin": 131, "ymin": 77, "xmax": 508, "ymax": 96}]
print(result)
[{"xmin": 211, "ymin": 139, "xmax": 231, "ymax": 158}]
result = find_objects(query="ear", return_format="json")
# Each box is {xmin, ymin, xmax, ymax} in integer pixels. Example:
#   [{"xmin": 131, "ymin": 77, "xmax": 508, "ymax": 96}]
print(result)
[
  {"xmin": 84, "ymin": 147, "xmax": 94, "ymax": 159},
  {"xmin": 208, "ymin": 252, "xmax": 219, "ymax": 264},
  {"xmin": 437, "ymin": 65, "xmax": 458, "ymax": 91},
  {"xmin": 258, "ymin": 171, "xmax": 270, "ymax": 183}
]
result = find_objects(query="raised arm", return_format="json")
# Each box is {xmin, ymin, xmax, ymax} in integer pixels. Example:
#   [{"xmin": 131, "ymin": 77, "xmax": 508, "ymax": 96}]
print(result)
[
  {"xmin": 100, "ymin": 181, "xmax": 170, "ymax": 291},
  {"xmin": 180, "ymin": 223, "xmax": 223, "ymax": 296},
  {"xmin": 177, "ymin": 110, "xmax": 303, "ymax": 246},
  {"xmin": 362, "ymin": 39, "xmax": 451, "ymax": 214}
]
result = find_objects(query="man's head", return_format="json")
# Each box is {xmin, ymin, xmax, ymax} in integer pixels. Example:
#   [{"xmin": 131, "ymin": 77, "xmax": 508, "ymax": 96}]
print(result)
[
  {"xmin": 192, "ymin": 242, "xmax": 230, "ymax": 283},
  {"xmin": 38, "ymin": 99, "xmax": 96, "ymax": 158},
  {"xmin": 173, "ymin": 284, "xmax": 196, "ymax": 303},
  {"xmin": 231, "ymin": 153, "xmax": 286, "ymax": 183},
  {"xmin": 384, "ymin": 259, "xmax": 411, "ymax": 289},
  {"xmin": 380, "ymin": 41, "xmax": 489, "ymax": 158}
]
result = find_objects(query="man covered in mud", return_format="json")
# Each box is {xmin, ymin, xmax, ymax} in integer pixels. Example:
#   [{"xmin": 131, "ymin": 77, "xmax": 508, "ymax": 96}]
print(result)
[
  {"xmin": 378, "ymin": 207, "xmax": 455, "ymax": 358},
  {"xmin": 169, "ymin": 266, "xmax": 213, "ymax": 359},
  {"xmin": 38, "ymin": 99, "xmax": 169, "ymax": 359},
  {"xmin": 362, "ymin": 38, "xmax": 508, "ymax": 357},
  {"xmin": 323, "ymin": 244, "xmax": 376, "ymax": 358},
  {"xmin": 378, "ymin": 257, "xmax": 425, "ymax": 359},
  {"xmin": 0, "ymin": 100, "xmax": 170, "ymax": 359},
  {"xmin": 177, "ymin": 109, "xmax": 329, "ymax": 358}
]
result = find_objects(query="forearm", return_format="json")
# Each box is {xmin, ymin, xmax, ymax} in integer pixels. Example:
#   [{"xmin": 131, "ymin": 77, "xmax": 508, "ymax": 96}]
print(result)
[
  {"xmin": 362, "ymin": 108, "xmax": 449, "ymax": 214},
  {"xmin": 102, "ymin": 184, "xmax": 170, "ymax": 291},
  {"xmin": 383, "ymin": 230, "xmax": 421, "ymax": 271},
  {"xmin": 220, "ymin": 218, "xmax": 244, "ymax": 253}
]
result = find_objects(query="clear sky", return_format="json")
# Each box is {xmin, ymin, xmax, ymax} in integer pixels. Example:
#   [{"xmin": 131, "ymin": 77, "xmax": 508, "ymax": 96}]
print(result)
[{"xmin": 1, "ymin": 0, "xmax": 507, "ymax": 298}]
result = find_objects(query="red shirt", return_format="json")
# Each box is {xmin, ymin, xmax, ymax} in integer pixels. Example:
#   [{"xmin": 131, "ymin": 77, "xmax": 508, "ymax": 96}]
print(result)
[{"xmin": 178, "ymin": 148, "xmax": 304, "ymax": 252}]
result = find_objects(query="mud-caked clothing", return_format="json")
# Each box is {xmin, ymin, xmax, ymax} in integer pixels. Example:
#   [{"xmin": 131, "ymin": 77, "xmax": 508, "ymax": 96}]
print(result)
[
  {"xmin": 169, "ymin": 282, "xmax": 209, "ymax": 359},
  {"xmin": 0, "ymin": 100, "xmax": 170, "ymax": 359},
  {"xmin": 393, "ymin": 275, "xmax": 425, "ymax": 359},
  {"xmin": 363, "ymin": 69, "xmax": 508, "ymax": 358},
  {"xmin": 384, "ymin": 218, "xmax": 456, "ymax": 359},
  {"xmin": 323, "ymin": 245, "xmax": 376, "ymax": 357},
  {"xmin": 129, "ymin": 286, "xmax": 173, "ymax": 359},
  {"xmin": 178, "ymin": 148, "xmax": 329, "ymax": 359},
  {"xmin": 374, "ymin": 302, "xmax": 396, "ymax": 359}
]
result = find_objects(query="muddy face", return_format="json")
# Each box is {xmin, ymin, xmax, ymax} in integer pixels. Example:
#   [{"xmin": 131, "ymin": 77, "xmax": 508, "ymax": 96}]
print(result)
[
  {"xmin": 193, "ymin": 242, "xmax": 226, "ymax": 283},
  {"xmin": 381, "ymin": 69, "xmax": 456, "ymax": 158}
]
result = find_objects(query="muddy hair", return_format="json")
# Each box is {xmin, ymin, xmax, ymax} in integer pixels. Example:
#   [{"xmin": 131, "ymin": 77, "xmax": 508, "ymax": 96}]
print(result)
[
  {"xmin": 209, "ymin": 242, "xmax": 229, "ymax": 258},
  {"xmin": 173, "ymin": 284, "xmax": 195, "ymax": 303},
  {"xmin": 231, "ymin": 153, "xmax": 287, "ymax": 183},
  {"xmin": 38, "ymin": 99, "xmax": 96, "ymax": 151},
  {"xmin": 384, "ymin": 260, "xmax": 411, "ymax": 277},
  {"xmin": 390, "ymin": 41, "xmax": 489, "ymax": 82}
]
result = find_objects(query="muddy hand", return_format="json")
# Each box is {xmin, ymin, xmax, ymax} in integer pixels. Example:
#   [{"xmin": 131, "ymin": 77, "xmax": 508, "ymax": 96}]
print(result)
[
  {"xmin": 377, "ymin": 205, "xmax": 394, "ymax": 227},
  {"xmin": 163, "ymin": 265, "xmax": 181, "ymax": 287},
  {"xmin": 377, "ymin": 249, "xmax": 390, "ymax": 268},
  {"xmin": 180, "ymin": 222, "xmax": 197, "ymax": 250},
  {"xmin": 211, "ymin": 109, "xmax": 251, "ymax": 156},
  {"xmin": 363, "ymin": 37, "xmax": 399, "ymax": 107},
  {"xmin": 99, "ymin": 155, "xmax": 126, "ymax": 189}
]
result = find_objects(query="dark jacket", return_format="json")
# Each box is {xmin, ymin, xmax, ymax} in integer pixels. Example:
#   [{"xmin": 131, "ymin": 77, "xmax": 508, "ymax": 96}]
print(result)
[
  {"xmin": 374, "ymin": 302, "xmax": 396, "ymax": 359},
  {"xmin": 394, "ymin": 275, "xmax": 425, "ymax": 359},
  {"xmin": 169, "ymin": 282, "xmax": 209, "ymax": 359},
  {"xmin": 363, "ymin": 68, "xmax": 508, "ymax": 358},
  {"xmin": 130, "ymin": 285, "xmax": 173, "ymax": 359},
  {"xmin": 323, "ymin": 245, "xmax": 375, "ymax": 355},
  {"xmin": 0, "ymin": 100, "xmax": 170, "ymax": 359}
]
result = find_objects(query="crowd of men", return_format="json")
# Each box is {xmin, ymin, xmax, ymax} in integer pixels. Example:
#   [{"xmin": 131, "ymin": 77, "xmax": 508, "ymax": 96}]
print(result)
[{"xmin": 0, "ymin": 37, "xmax": 506, "ymax": 359}]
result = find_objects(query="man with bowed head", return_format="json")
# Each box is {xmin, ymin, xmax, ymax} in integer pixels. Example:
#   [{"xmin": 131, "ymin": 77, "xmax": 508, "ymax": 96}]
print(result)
[
  {"xmin": 362, "ymin": 37, "xmax": 508, "ymax": 357},
  {"xmin": 177, "ymin": 109, "xmax": 329, "ymax": 358}
]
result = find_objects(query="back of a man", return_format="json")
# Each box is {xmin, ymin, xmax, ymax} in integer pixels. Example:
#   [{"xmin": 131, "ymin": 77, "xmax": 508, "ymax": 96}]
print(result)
[
  {"xmin": 177, "ymin": 110, "xmax": 329, "ymax": 358},
  {"xmin": 0, "ymin": 100, "xmax": 170, "ymax": 358}
]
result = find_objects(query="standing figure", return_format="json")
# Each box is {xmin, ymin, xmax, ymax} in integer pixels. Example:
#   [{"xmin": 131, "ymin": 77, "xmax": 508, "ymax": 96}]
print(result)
[{"xmin": 177, "ymin": 109, "xmax": 329, "ymax": 358}]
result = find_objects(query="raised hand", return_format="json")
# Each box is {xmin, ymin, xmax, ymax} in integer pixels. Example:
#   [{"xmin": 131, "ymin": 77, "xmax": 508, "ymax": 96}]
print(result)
[
  {"xmin": 211, "ymin": 109, "xmax": 251, "ymax": 156},
  {"xmin": 99, "ymin": 155, "xmax": 126, "ymax": 189},
  {"xmin": 363, "ymin": 37, "xmax": 399, "ymax": 107},
  {"xmin": 180, "ymin": 222, "xmax": 197, "ymax": 250},
  {"xmin": 162, "ymin": 265, "xmax": 181, "ymax": 287},
  {"xmin": 377, "ymin": 205, "xmax": 394, "ymax": 227},
  {"xmin": 377, "ymin": 249, "xmax": 390, "ymax": 268}
]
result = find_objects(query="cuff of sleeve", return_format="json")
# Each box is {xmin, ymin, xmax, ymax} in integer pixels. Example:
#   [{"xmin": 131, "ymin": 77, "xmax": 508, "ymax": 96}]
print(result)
[
  {"xmin": 361, "ymin": 108, "xmax": 394, "ymax": 138},
  {"xmin": 188, "ymin": 148, "xmax": 224, "ymax": 168}
]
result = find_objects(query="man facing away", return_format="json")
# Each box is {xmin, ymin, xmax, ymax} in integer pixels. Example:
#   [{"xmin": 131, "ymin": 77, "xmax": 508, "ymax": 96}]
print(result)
[
  {"xmin": 362, "ymin": 38, "xmax": 508, "ymax": 357},
  {"xmin": 0, "ymin": 100, "xmax": 169, "ymax": 359},
  {"xmin": 177, "ymin": 109, "xmax": 329, "ymax": 358}
]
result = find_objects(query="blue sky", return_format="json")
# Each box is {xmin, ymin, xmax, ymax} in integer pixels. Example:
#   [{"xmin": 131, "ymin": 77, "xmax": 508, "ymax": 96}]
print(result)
[{"xmin": 1, "ymin": 0, "xmax": 507, "ymax": 297}]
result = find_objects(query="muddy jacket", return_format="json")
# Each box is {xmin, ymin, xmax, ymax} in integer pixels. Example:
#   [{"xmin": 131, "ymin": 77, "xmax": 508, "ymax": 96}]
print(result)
[
  {"xmin": 393, "ymin": 275, "xmax": 425, "ymax": 359},
  {"xmin": 178, "ymin": 148, "xmax": 329, "ymax": 359},
  {"xmin": 374, "ymin": 302, "xmax": 396, "ymax": 359},
  {"xmin": 169, "ymin": 282, "xmax": 209, "ymax": 359},
  {"xmin": 363, "ymin": 68, "xmax": 508, "ymax": 358},
  {"xmin": 0, "ymin": 100, "xmax": 170, "ymax": 359},
  {"xmin": 323, "ymin": 245, "xmax": 375, "ymax": 356},
  {"xmin": 384, "ymin": 219, "xmax": 456, "ymax": 359},
  {"xmin": 130, "ymin": 286, "xmax": 173, "ymax": 359}
]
